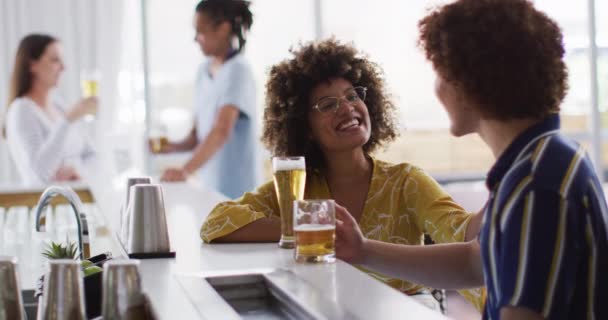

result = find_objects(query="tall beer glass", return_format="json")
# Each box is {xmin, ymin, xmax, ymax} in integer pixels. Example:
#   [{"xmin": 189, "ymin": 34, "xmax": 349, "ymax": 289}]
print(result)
[
  {"xmin": 294, "ymin": 199, "xmax": 336, "ymax": 263},
  {"xmin": 80, "ymin": 68, "xmax": 99, "ymax": 122},
  {"xmin": 80, "ymin": 69, "xmax": 100, "ymax": 98},
  {"xmin": 272, "ymin": 156, "xmax": 306, "ymax": 249}
]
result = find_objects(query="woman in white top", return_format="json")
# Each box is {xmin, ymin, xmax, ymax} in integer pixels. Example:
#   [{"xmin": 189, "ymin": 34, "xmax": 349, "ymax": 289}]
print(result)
[{"xmin": 3, "ymin": 34, "xmax": 97, "ymax": 185}]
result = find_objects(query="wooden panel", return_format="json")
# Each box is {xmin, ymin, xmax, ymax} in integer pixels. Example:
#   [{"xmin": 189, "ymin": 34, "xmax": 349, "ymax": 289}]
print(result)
[{"xmin": 0, "ymin": 189, "xmax": 94, "ymax": 208}]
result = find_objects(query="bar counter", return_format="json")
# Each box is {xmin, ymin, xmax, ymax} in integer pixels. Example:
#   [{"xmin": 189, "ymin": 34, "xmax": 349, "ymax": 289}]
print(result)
[{"xmin": 1, "ymin": 180, "xmax": 446, "ymax": 319}]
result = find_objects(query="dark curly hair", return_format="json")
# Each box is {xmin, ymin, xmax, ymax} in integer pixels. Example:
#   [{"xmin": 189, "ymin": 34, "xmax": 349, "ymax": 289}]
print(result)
[
  {"xmin": 418, "ymin": 0, "xmax": 568, "ymax": 120},
  {"xmin": 262, "ymin": 39, "xmax": 398, "ymax": 171}
]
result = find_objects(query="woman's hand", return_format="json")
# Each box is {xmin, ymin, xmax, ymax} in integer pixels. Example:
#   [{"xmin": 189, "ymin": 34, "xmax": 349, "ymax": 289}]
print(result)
[
  {"xmin": 335, "ymin": 203, "xmax": 367, "ymax": 264},
  {"xmin": 66, "ymin": 97, "xmax": 98, "ymax": 122},
  {"xmin": 54, "ymin": 166, "xmax": 80, "ymax": 181},
  {"xmin": 160, "ymin": 167, "xmax": 188, "ymax": 182}
]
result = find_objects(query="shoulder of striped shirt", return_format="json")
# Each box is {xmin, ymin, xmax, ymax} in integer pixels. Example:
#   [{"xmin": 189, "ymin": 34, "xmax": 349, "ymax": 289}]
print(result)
[
  {"xmin": 535, "ymin": 137, "xmax": 591, "ymax": 200},
  {"xmin": 496, "ymin": 138, "xmax": 594, "ymax": 230}
]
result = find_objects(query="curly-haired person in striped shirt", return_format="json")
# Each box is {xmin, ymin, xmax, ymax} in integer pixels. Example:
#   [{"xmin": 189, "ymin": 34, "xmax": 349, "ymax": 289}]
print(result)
[{"xmin": 335, "ymin": 1, "xmax": 608, "ymax": 319}]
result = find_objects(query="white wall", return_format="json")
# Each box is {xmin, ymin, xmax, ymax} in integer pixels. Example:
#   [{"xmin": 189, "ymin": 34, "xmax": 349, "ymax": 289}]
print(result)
[{"xmin": 0, "ymin": 0, "xmax": 125, "ymax": 184}]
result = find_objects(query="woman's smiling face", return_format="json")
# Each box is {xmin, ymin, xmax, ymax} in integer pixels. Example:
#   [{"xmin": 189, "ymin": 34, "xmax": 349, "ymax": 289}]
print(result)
[{"xmin": 308, "ymin": 78, "xmax": 372, "ymax": 154}]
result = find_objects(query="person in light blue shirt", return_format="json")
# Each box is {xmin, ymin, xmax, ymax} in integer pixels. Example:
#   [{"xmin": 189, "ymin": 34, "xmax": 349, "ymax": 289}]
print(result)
[{"xmin": 158, "ymin": 0, "xmax": 260, "ymax": 198}]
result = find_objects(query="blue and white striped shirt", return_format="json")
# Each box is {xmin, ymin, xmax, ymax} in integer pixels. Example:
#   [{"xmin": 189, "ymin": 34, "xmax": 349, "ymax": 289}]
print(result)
[{"xmin": 479, "ymin": 115, "xmax": 608, "ymax": 320}]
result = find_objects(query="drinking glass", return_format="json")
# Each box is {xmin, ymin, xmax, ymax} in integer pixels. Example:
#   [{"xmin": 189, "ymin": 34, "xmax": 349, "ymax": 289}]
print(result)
[
  {"xmin": 80, "ymin": 69, "xmax": 100, "ymax": 98},
  {"xmin": 80, "ymin": 69, "xmax": 100, "ymax": 122},
  {"xmin": 293, "ymin": 199, "xmax": 336, "ymax": 263},
  {"xmin": 149, "ymin": 124, "xmax": 169, "ymax": 154},
  {"xmin": 272, "ymin": 157, "xmax": 306, "ymax": 249}
]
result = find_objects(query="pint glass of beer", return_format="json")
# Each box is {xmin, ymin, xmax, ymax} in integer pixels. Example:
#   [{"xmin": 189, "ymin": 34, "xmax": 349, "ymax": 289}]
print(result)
[
  {"xmin": 272, "ymin": 156, "xmax": 306, "ymax": 249},
  {"xmin": 294, "ymin": 199, "xmax": 336, "ymax": 263},
  {"xmin": 80, "ymin": 69, "xmax": 100, "ymax": 98},
  {"xmin": 149, "ymin": 124, "xmax": 169, "ymax": 154},
  {"xmin": 80, "ymin": 69, "xmax": 100, "ymax": 122}
]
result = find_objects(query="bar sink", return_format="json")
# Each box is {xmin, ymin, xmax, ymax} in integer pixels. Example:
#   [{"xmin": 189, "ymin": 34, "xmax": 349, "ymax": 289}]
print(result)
[
  {"xmin": 176, "ymin": 269, "xmax": 357, "ymax": 320},
  {"xmin": 206, "ymin": 273, "xmax": 312, "ymax": 319}
]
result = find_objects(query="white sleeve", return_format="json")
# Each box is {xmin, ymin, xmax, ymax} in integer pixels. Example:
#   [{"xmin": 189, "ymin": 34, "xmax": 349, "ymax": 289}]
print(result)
[
  {"xmin": 7, "ymin": 103, "xmax": 72, "ymax": 182},
  {"xmin": 53, "ymin": 95, "xmax": 96, "ymax": 160}
]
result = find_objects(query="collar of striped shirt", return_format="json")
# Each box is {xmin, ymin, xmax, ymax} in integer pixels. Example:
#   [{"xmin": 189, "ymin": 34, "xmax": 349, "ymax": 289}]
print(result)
[{"xmin": 486, "ymin": 114, "xmax": 561, "ymax": 190}]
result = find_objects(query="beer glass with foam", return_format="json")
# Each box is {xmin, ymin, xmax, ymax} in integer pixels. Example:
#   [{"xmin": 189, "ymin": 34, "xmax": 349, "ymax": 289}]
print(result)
[{"xmin": 272, "ymin": 156, "xmax": 306, "ymax": 249}]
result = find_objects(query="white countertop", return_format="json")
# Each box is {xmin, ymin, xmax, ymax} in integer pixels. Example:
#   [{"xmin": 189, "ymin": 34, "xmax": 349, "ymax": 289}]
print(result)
[
  {"xmin": 136, "ymin": 181, "xmax": 447, "ymax": 319},
  {"xmin": 2, "ymin": 175, "xmax": 447, "ymax": 319}
]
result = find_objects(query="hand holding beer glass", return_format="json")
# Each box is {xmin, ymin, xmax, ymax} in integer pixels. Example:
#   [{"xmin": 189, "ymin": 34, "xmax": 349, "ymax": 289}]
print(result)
[
  {"xmin": 294, "ymin": 200, "xmax": 336, "ymax": 263},
  {"xmin": 272, "ymin": 156, "xmax": 306, "ymax": 249}
]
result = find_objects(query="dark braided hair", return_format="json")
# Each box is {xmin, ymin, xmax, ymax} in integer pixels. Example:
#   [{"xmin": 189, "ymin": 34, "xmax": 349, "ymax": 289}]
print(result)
[{"xmin": 195, "ymin": 0, "xmax": 253, "ymax": 52}]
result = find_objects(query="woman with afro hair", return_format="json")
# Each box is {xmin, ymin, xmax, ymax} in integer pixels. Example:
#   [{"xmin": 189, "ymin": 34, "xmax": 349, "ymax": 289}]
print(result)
[{"xmin": 201, "ymin": 38, "xmax": 485, "ymax": 312}]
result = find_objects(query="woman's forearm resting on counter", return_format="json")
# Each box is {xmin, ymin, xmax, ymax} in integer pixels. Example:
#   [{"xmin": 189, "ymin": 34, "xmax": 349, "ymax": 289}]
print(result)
[{"xmin": 210, "ymin": 218, "xmax": 281, "ymax": 243}]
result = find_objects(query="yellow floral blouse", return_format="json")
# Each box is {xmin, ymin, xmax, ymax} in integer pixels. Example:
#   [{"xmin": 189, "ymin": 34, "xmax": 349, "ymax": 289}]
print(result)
[{"xmin": 201, "ymin": 158, "xmax": 485, "ymax": 311}]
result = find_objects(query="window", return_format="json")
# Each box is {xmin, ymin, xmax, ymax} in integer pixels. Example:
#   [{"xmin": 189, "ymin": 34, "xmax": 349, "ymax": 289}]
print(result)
[
  {"xmin": 321, "ymin": 0, "xmax": 606, "ymax": 179},
  {"xmin": 140, "ymin": 0, "xmax": 606, "ymax": 181},
  {"xmin": 321, "ymin": 0, "xmax": 493, "ymax": 177}
]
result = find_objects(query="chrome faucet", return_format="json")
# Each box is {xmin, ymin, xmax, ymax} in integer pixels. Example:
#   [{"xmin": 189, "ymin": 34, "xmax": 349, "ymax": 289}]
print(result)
[{"xmin": 34, "ymin": 186, "xmax": 90, "ymax": 260}]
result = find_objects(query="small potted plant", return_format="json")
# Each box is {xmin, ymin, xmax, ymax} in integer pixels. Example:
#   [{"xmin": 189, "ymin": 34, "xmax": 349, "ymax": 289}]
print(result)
[{"xmin": 38, "ymin": 240, "xmax": 110, "ymax": 318}]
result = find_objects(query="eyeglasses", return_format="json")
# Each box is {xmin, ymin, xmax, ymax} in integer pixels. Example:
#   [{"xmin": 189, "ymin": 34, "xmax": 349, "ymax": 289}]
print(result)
[{"xmin": 311, "ymin": 86, "xmax": 367, "ymax": 114}]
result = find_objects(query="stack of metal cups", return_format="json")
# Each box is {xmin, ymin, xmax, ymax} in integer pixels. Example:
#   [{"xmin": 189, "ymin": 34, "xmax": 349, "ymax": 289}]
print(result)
[
  {"xmin": 0, "ymin": 256, "xmax": 25, "ymax": 320},
  {"xmin": 40, "ymin": 260, "xmax": 86, "ymax": 320},
  {"xmin": 121, "ymin": 177, "xmax": 152, "ymax": 245},
  {"xmin": 102, "ymin": 260, "xmax": 145, "ymax": 319},
  {"xmin": 126, "ymin": 184, "xmax": 171, "ymax": 254}
]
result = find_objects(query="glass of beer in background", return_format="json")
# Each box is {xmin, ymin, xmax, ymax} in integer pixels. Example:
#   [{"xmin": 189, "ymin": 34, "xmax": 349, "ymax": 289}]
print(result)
[
  {"xmin": 294, "ymin": 199, "xmax": 336, "ymax": 263},
  {"xmin": 272, "ymin": 156, "xmax": 306, "ymax": 249},
  {"xmin": 80, "ymin": 69, "xmax": 100, "ymax": 121},
  {"xmin": 149, "ymin": 123, "xmax": 169, "ymax": 154},
  {"xmin": 80, "ymin": 69, "xmax": 100, "ymax": 97}
]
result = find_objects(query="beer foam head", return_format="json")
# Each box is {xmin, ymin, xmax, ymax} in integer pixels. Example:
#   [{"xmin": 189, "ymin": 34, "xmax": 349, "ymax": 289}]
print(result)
[
  {"xmin": 294, "ymin": 224, "xmax": 335, "ymax": 232},
  {"xmin": 272, "ymin": 156, "xmax": 305, "ymax": 172}
]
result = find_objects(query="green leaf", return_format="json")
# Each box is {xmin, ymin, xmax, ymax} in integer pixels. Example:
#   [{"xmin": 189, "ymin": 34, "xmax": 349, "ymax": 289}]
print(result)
[{"xmin": 41, "ymin": 240, "xmax": 79, "ymax": 260}]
